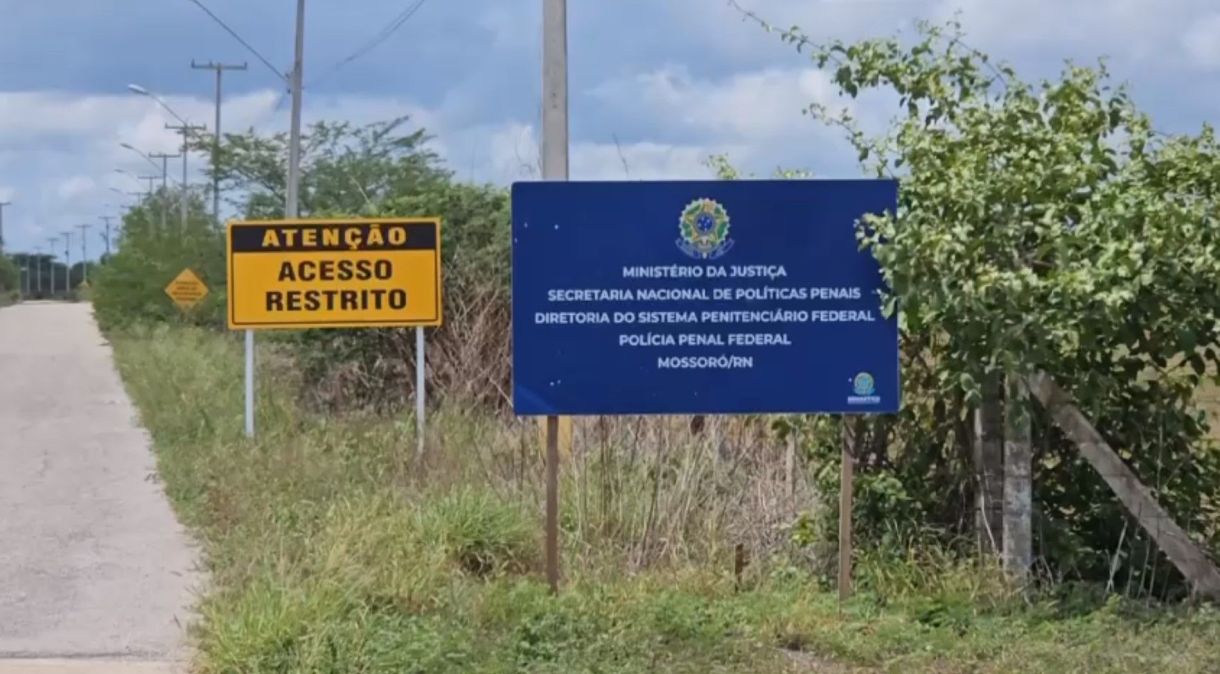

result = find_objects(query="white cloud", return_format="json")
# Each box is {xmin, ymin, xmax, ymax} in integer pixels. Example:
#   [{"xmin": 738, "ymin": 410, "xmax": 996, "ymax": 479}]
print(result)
[
  {"xmin": 4, "ymin": 0, "xmax": 1220, "ymax": 253},
  {"xmin": 592, "ymin": 64, "xmax": 840, "ymax": 140},
  {"xmin": 674, "ymin": 0, "xmax": 935, "ymax": 61},
  {"xmin": 1182, "ymin": 12, "xmax": 1220, "ymax": 69},
  {"xmin": 573, "ymin": 140, "xmax": 729, "ymax": 180},
  {"xmin": 56, "ymin": 176, "xmax": 95, "ymax": 201}
]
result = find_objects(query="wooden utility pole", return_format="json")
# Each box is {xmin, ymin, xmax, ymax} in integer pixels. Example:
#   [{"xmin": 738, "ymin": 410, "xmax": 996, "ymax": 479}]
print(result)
[
  {"xmin": 541, "ymin": 0, "xmax": 569, "ymax": 595},
  {"xmin": 1003, "ymin": 376, "xmax": 1032, "ymax": 578}
]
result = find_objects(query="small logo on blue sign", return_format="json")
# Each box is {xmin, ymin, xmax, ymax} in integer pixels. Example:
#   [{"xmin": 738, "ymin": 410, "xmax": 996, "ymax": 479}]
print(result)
[
  {"xmin": 848, "ymin": 372, "xmax": 880, "ymax": 405},
  {"xmin": 852, "ymin": 372, "xmax": 875, "ymax": 396},
  {"xmin": 676, "ymin": 198, "xmax": 734, "ymax": 259}
]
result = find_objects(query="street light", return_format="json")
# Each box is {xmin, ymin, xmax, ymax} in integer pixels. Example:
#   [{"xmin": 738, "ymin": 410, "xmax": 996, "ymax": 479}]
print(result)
[
  {"xmin": 109, "ymin": 187, "xmax": 144, "ymax": 198},
  {"xmin": 127, "ymin": 83, "xmax": 188, "ymax": 125},
  {"xmin": 119, "ymin": 142, "xmax": 162, "ymax": 172},
  {"xmin": 128, "ymin": 83, "xmax": 203, "ymax": 233},
  {"xmin": 115, "ymin": 168, "xmax": 159, "ymax": 193},
  {"xmin": 120, "ymin": 142, "xmax": 179, "ymax": 231}
]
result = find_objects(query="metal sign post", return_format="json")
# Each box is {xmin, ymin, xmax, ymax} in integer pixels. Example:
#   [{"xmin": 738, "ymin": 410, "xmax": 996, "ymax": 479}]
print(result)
[
  {"xmin": 225, "ymin": 218, "xmax": 444, "ymax": 444},
  {"xmin": 416, "ymin": 326, "xmax": 426, "ymax": 457}
]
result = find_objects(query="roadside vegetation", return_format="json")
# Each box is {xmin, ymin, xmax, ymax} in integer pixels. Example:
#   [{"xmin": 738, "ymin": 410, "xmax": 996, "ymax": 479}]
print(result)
[
  {"xmin": 90, "ymin": 15, "xmax": 1220, "ymax": 674},
  {"xmin": 0, "ymin": 254, "xmax": 18, "ymax": 305},
  {"xmin": 113, "ymin": 324, "xmax": 1220, "ymax": 672}
]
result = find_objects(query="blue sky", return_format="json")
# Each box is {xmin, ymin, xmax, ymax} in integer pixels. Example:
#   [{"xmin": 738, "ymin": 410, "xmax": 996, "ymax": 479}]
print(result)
[{"xmin": 1, "ymin": 0, "xmax": 1219, "ymax": 257}]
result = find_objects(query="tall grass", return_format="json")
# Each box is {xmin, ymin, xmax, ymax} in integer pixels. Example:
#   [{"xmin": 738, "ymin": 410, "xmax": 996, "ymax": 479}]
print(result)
[{"xmin": 112, "ymin": 324, "xmax": 1220, "ymax": 673}]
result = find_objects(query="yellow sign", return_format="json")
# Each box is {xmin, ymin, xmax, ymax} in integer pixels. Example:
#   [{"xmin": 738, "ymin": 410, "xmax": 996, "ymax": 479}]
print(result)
[
  {"xmin": 165, "ymin": 268, "xmax": 209, "ymax": 310},
  {"xmin": 226, "ymin": 218, "xmax": 442, "ymax": 330}
]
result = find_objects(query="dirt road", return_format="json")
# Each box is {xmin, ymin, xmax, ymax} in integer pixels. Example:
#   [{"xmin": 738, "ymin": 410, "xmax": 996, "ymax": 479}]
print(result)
[{"xmin": 0, "ymin": 303, "xmax": 198, "ymax": 673}]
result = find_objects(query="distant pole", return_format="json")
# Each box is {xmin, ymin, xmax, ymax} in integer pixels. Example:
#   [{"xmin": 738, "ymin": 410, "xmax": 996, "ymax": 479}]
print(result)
[
  {"xmin": 165, "ymin": 122, "xmax": 206, "ymax": 233},
  {"xmin": 150, "ymin": 153, "xmax": 179, "ymax": 232},
  {"xmin": 0, "ymin": 201, "xmax": 10, "ymax": 251},
  {"xmin": 542, "ymin": 0, "xmax": 569, "ymax": 595},
  {"xmin": 191, "ymin": 60, "xmax": 247, "ymax": 223},
  {"xmin": 35, "ymin": 247, "xmax": 43, "ymax": 294},
  {"xmin": 60, "ymin": 231, "xmax": 72, "ymax": 291},
  {"xmin": 77, "ymin": 224, "xmax": 90, "ymax": 284},
  {"xmin": 286, "ymin": 0, "xmax": 306, "ymax": 219},
  {"xmin": 46, "ymin": 237, "xmax": 57, "ymax": 296},
  {"xmin": 100, "ymin": 216, "xmax": 114, "ymax": 257}
]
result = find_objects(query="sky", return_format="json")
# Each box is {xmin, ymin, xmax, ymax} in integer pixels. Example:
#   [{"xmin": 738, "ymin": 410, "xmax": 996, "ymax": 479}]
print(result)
[{"xmin": 1, "ymin": 0, "xmax": 1218, "ymax": 258}]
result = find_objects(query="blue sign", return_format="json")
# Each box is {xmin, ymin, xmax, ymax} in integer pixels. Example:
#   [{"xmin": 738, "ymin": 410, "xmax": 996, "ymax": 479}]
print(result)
[{"xmin": 511, "ymin": 180, "xmax": 899, "ymax": 416}]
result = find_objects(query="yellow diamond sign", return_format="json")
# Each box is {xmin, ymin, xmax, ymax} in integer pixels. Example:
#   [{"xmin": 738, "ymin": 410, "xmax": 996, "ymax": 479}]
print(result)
[{"xmin": 165, "ymin": 268, "xmax": 209, "ymax": 310}]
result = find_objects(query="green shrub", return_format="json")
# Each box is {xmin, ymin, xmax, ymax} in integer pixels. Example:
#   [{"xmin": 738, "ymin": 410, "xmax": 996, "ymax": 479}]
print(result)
[
  {"xmin": 0, "ymin": 255, "xmax": 18, "ymax": 295},
  {"xmin": 92, "ymin": 192, "xmax": 226, "ymax": 330}
]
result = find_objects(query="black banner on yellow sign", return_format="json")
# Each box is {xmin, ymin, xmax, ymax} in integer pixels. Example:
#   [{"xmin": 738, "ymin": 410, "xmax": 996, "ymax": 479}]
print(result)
[{"xmin": 226, "ymin": 218, "xmax": 442, "ymax": 330}]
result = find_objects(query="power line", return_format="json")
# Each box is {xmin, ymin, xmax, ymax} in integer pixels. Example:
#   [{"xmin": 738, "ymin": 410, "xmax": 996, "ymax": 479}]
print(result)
[
  {"xmin": 184, "ymin": 0, "xmax": 286, "ymax": 82},
  {"xmin": 307, "ymin": 0, "xmax": 429, "ymax": 88}
]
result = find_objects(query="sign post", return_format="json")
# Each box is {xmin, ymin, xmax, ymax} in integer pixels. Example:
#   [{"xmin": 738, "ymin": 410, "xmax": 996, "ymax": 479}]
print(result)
[
  {"xmin": 541, "ymin": 0, "xmax": 570, "ymax": 595},
  {"xmin": 839, "ymin": 418, "xmax": 856, "ymax": 603},
  {"xmin": 511, "ymin": 179, "xmax": 899, "ymax": 593},
  {"xmin": 416, "ymin": 325, "xmax": 426, "ymax": 457},
  {"xmin": 226, "ymin": 217, "xmax": 443, "ymax": 440}
]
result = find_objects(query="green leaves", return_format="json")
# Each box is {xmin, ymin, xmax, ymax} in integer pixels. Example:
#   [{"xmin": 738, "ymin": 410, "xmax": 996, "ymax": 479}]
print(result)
[{"xmin": 762, "ymin": 17, "xmax": 1220, "ymax": 581}]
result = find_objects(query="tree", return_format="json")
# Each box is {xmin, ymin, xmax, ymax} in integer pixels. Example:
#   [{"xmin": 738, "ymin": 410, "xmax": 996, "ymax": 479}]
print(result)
[
  {"xmin": 200, "ymin": 116, "xmax": 450, "ymax": 219},
  {"xmin": 745, "ymin": 12, "xmax": 1220, "ymax": 590},
  {"xmin": 0, "ymin": 255, "xmax": 18, "ymax": 294},
  {"xmin": 92, "ymin": 189, "xmax": 225, "ymax": 329}
]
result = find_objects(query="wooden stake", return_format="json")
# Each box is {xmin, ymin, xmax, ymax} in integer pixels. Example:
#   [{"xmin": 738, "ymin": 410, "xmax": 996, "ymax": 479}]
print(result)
[
  {"xmin": 838, "ymin": 418, "xmax": 855, "ymax": 603},
  {"xmin": 545, "ymin": 414, "xmax": 561, "ymax": 593},
  {"xmin": 1026, "ymin": 372, "xmax": 1220, "ymax": 600},
  {"xmin": 785, "ymin": 429, "xmax": 796, "ymax": 497},
  {"xmin": 734, "ymin": 542, "xmax": 746, "ymax": 591}
]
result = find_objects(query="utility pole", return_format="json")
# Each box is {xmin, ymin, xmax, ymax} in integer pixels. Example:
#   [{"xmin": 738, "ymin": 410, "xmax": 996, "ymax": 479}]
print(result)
[
  {"xmin": 134, "ymin": 175, "xmax": 159, "ymax": 195},
  {"xmin": 165, "ymin": 122, "xmax": 207, "ymax": 233},
  {"xmin": 100, "ymin": 216, "xmax": 115, "ymax": 257},
  {"xmin": 286, "ymin": 0, "xmax": 305, "ymax": 220},
  {"xmin": 0, "ymin": 200, "xmax": 10, "ymax": 251},
  {"xmin": 60, "ymin": 230, "xmax": 72, "ymax": 291},
  {"xmin": 34, "ymin": 246, "xmax": 42, "ymax": 294},
  {"xmin": 46, "ymin": 237, "xmax": 57, "ymax": 296},
  {"xmin": 541, "ymin": 0, "xmax": 569, "ymax": 595},
  {"xmin": 240, "ymin": 0, "xmax": 304, "ymax": 442},
  {"xmin": 77, "ymin": 224, "xmax": 91, "ymax": 284},
  {"xmin": 192, "ymin": 60, "xmax": 247, "ymax": 223},
  {"xmin": 150, "ymin": 152, "xmax": 179, "ymax": 232}
]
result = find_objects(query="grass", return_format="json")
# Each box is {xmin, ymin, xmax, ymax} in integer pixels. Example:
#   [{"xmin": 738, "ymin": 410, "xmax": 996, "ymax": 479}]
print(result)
[{"xmin": 111, "ymin": 323, "xmax": 1220, "ymax": 673}]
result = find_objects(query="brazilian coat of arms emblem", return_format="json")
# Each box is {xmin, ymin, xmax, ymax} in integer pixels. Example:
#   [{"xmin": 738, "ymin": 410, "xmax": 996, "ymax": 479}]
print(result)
[{"xmin": 676, "ymin": 198, "xmax": 733, "ymax": 259}]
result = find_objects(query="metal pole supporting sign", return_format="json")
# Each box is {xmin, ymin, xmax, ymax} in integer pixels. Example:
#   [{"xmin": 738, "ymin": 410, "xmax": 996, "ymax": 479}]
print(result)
[{"xmin": 416, "ymin": 326, "xmax": 426, "ymax": 457}]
